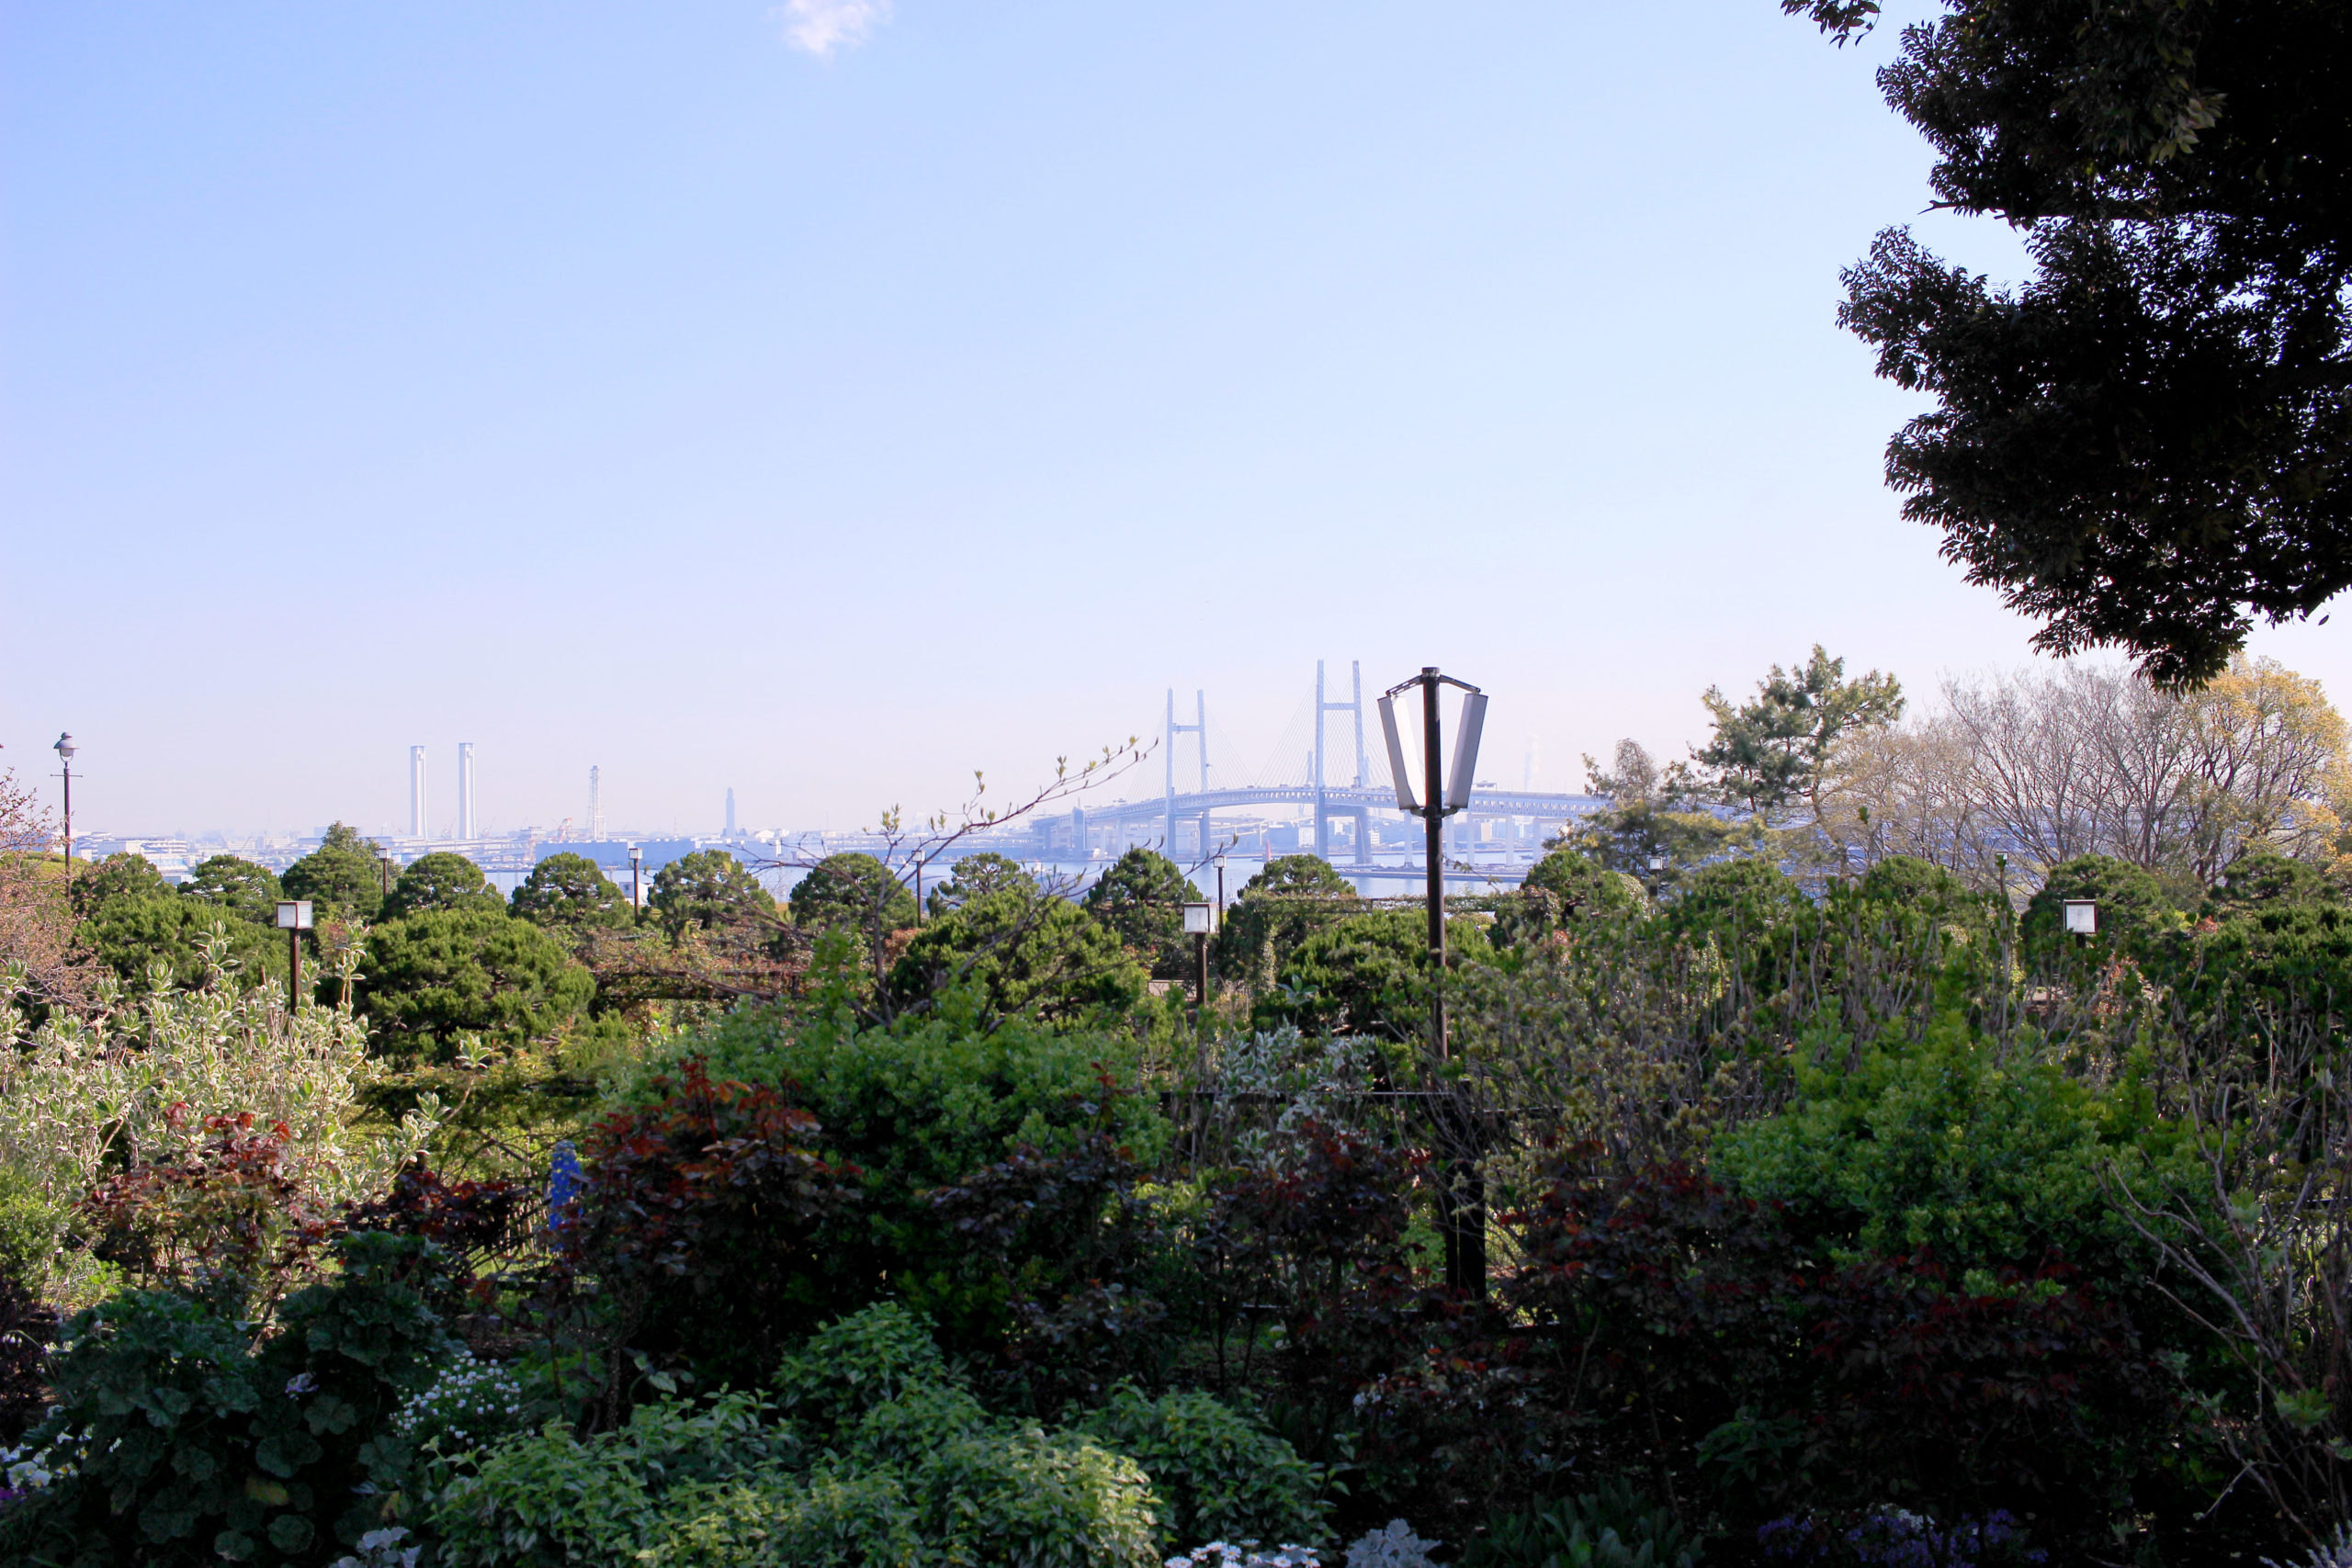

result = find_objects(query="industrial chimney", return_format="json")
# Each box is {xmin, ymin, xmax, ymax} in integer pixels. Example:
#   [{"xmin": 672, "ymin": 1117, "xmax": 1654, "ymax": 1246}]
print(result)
[
  {"xmin": 589, "ymin": 765, "xmax": 605, "ymax": 840},
  {"xmin": 409, "ymin": 747, "xmax": 427, "ymax": 839},
  {"xmin": 726, "ymin": 786, "xmax": 736, "ymax": 836},
  {"xmin": 458, "ymin": 743, "xmax": 477, "ymax": 840}
]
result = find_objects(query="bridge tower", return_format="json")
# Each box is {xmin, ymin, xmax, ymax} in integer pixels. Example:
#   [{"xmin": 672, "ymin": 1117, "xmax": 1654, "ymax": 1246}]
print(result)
[
  {"xmin": 1313, "ymin": 660, "xmax": 1371, "ymax": 863},
  {"xmin": 1165, "ymin": 689, "xmax": 1208, "ymax": 860}
]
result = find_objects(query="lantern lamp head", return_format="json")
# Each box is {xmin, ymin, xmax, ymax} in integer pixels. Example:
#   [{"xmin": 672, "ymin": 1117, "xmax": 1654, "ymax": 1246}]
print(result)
[
  {"xmin": 275, "ymin": 900, "xmax": 314, "ymax": 931},
  {"xmin": 1182, "ymin": 901, "xmax": 1213, "ymax": 936},
  {"xmin": 2063, "ymin": 898, "xmax": 2098, "ymax": 936}
]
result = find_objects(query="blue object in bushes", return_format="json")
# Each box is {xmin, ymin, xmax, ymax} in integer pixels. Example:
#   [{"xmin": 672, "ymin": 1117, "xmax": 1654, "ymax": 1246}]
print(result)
[{"xmin": 546, "ymin": 1141, "xmax": 582, "ymax": 1233}]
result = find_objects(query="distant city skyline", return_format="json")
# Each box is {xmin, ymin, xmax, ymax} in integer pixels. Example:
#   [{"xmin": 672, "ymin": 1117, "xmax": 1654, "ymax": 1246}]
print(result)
[{"xmin": 8, "ymin": 4, "xmax": 2349, "ymax": 835}]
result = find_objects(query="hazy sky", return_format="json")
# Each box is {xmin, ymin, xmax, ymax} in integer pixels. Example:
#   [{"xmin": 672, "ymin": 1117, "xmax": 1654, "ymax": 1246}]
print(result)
[{"xmin": 7, "ymin": 2, "xmax": 2346, "ymax": 839}]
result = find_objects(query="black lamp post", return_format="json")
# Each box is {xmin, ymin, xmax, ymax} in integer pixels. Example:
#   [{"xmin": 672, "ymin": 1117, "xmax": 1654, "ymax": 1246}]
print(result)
[
  {"xmin": 628, "ymin": 845, "xmax": 644, "ymax": 912},
  {"xmin": 275, "ymin": 899, "xmax": 314, "ymax": 1010},
  {"xmin": 1376, "ymin": 666, "xmax": 1489, "ymax": 1298},
  {"xmin": 1183, "ymin": 901, "xmax": 1213, "ymax": 1007},
  {"xmin": 52, "ymin": 733, "xmax": 75, "ymax": 865}
]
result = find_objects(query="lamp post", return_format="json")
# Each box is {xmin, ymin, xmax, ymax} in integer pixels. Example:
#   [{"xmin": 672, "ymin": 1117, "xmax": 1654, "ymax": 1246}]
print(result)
[
  {"xmin": 51, "ymin": 733, "xmax": 75, "ymax": 865},
  {"xmin": 275, "ymin": 900, "xmax": 313, "ymax": 1010},
  {"xmin": 1646, "ymin": 852, "xmax": 1668, "ymax": 899},
  {"xmin": 1214, "ymin": 852, "xmax": 1227, "ymax": 923},
  {"xmin": 1183, "ymin": 901, "xmax": 1213, "ymax": 1008},
  {"xmin": 379, "ymin": 853, "xmax": 397, "ymax": 898},
  {"xmin": 1376, "ymin": 666, "xmax": 1489, "ymax": 1298},
  {"xmin": 628, "ymin": 845, "xmax": 644, "ymax": 912}
]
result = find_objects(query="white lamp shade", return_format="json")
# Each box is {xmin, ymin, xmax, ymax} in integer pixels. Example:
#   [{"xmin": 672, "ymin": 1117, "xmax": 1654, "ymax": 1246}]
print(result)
[
  {"xmin": 275, "ymin": 900, "xmax": 314, "ymax": 931},
  {"xmin": 2063, "ymin": 899, "xmax": 2098, "ymax": 935},
  {"xmin": 1442, "ymin": 693, "xmax": 1487, "ymax": 812},
  {"xmin": 1375, "ymin": 694, "xmax": 1419, "ymax": 814},
  {"xmin": 1182, "ymin": 902, "xmax": 1213, "ymax": 935}
]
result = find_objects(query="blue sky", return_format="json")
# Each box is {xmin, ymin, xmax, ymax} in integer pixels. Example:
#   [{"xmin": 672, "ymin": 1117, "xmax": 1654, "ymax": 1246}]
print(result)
[{"xmin": 6, "ymin": 2, "xmax": 2345, "ymax": 838}]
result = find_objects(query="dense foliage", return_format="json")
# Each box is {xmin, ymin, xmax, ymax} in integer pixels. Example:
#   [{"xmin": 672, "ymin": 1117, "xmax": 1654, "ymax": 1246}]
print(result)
[
  {"xmin": 19, "ymin": 780, "xmax": 2352, "ymax": 1567},
  {"xmin": 1789, "ymin": 0, "xmax": 2352, "ymax": 683}
]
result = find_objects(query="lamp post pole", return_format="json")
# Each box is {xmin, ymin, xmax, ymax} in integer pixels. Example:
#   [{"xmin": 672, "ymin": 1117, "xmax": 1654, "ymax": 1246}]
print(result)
[
  {"xmin": 1377, "ymin": 666, "xmax": 1489, "ymax": 1300},
  {"xmin": 52, "ymin": 734, "xmax": 75, "ymax": 865},
  {"xmin": 1420, "ymin": 670, "xmax": 1448, "ymax": 1057},
  {"xmin": 379, "ymin": 854, "xmax": 396, "ymax": 898},
  {"xmin": 276, "ymin": 901, "xmax": 313, "ymax": 1011}
]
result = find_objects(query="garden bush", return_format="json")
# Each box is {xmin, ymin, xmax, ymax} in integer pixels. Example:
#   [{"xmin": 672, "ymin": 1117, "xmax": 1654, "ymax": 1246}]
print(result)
[
  {"xmin": 886, "ymin": 886, "xmax": 1148, "ymax": 1025},
  {"xmin": 628, "ymin": 1004, "xmax": 1170, "ymax": 1348},
  {"xmin": 1462, "ymin": 1475, "xmax": 1703, "ymax": 1568},
  {"xmin": 1498, "ymin": 1163, "xmax": 2177, "ymax": 1550},
  {"xmin": 1712, "ymin": 1008, "xmax": 2190, "ymax": 1288},
  {"xmin": 435, "ymin": 1303, "xmax": 1177, "ymax": 1568},
  {"xmin": 0, "ymin": 1233, "xmax": 457, "ymax": 1567},
  {"xmin": 1252, "ymin": 911, "xmax": 1496, "ymax": 1043},
  {"xmin": 1075, "ymin": 1384, "xmax": 1329, "ymax": 1547},
  {"xmin": 562, "ymin": 1058, "xmax": 859, "ymax": 1392}
]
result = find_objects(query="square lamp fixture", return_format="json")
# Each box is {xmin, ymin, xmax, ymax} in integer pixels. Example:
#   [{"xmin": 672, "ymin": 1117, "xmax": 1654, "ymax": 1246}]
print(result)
[
  {"xmin": 2063, "ymin": 898, "xmax": 2098, "ymax": 936},
  {"xmin": 275, "ymin": 900, "xmax": 314, "ymax": 931},
  {"xmin": 1182, "ymin": 902, "xmax": 1214, "ymax": 936}
]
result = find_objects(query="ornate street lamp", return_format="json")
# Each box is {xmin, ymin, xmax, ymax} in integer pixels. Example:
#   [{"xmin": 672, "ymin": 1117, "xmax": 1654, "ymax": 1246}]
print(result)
[
  {"xmin": 275, "ymin": 900, "xmax": 314, "ymax": 1010},
  {"xmin": 1183, "ymin": 900, "xmax": 1213, "ymax": 1005},
  {"xmin": 52, "ymin": 733, "xmax": 75, "ymax": 864},
  {"xmin": 1375, "ymin": 666, "xmax": 1488, "ymax": 1300}
]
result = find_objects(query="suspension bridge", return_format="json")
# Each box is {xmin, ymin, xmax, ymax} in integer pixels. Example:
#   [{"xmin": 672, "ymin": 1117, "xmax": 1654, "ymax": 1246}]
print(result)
[{"xmin": 1028, "ymin": 660, "xmax": 1611, "ymax": 887}]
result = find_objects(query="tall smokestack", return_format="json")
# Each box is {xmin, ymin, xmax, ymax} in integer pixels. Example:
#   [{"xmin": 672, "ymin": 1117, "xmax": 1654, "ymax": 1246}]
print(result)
[
  {"xmin": 725, "ymin": 787, "xmax": 736, "ymax": 836},
  {"xmin": 589, "ymin": 766, "xmax": 605, "ymax": 840},
  {"xmin": 409, "ymin": 747, "xmax": 427, "ymax": 838},
  {"xmin": 458, "ymin": 742, "xmax": 476, "ymax": 840}
]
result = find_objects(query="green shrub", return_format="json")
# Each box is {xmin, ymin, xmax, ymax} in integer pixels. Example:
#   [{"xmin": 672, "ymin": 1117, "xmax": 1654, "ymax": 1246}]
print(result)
[
  {"xmin": 0, "ymin": 1161, "xmax": 62, "ymax": 1289},
  {"xmin": 636, "ymin": 1007, "xmax": 1170, "ymax": 1342},
  {"xmin": 770, "ymin": 1298, "xmax": 956, "ymax": 1433},
  {"xmin": 437, "ymin": 1303, "xmax": 1166, "ymax": 1568},
  {"xmin": 632, "ymin": 1466, "xmax": 925, "ymax": 1568},
  {"xmin": 2021, "ymin": 854, "xmax": 2184, "ymax": 963},
  {"xmin": 432, "ymin": 1391, "xmax": 803, "ymax": 1567},
  {"xmin": 1713, "ymin": 1006, "xmax": 2188, "ymax": 1285},
  {"xmin": 1463, "ymin": 1476, "xmax": 1704, "ymax": 1567},
  {"xmin": 887, "ymin": 888, "xmax": 1148, "ymax": 1024},
  {"xmin": 1075, "ymin": 1384, "xmax": 1329, "ymax": 1548},
  {"xmin": 1524, "ymin": 848, "xmax": 1647, "ymax": 922},
  {"xmin": 1252, "ymin": 910, "xmax": 1495, "ymax": 1042},
  {"xmin": 0, "ymin": 1234, "xmax": 455, "ymax": 1568},
  {"xmin": 910, "ymin": 1425, "xmax": 1160, "ymax": 1568}
]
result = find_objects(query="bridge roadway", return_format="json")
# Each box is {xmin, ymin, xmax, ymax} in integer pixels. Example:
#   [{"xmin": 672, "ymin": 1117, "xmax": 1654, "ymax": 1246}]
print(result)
[{"xmin": 1077, "ymin": 785, "xmax": 1611, "ymax": 826}]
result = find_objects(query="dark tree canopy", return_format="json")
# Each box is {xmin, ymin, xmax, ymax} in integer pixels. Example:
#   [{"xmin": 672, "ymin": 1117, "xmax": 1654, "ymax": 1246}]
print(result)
[
  {"xmin": 1522, "ymin": 847, "xmax": 1645, "ymax": 921},
  {"xmin": 511, "ymin": 852, "xmax": 633, "ymax": 932},
  {"xmin": 2022, "ymin": 854, "xmax": 2184, "ymax": 960},
  {"xmin": 279, "ymin": 822, "xmax": 385, "ymax": 920},
  {"xmin": 76, "ymin": 894, "xmax": 282, "ymax": 992},
  {"xmin": 180, "ymin": 855, "xmax": 281, "ymax": 925},
  {"xmin": 1212, "ymin": 854, "xmax": 1361, "ymax": 987},
  {"xmin": 357, "ymin": 907, "xmax": 594, "ymax": 1053},
  {"xmin": 925, "ymin": 852, "xmax": 1036, "ymax": 915},
  {"xmin": 68, "ymin": 853, "xmax": 171, "ymax": 919},
  {"xmin": 788, "ymin": 852, "xmax": 917, "ymax": 937},
  {"xmin": 650, "ymin": 850, "xmax": 780, "ymax": 938},
  {"xmin": 379, "ymin": 852, "xmax": 504, "ymax": 921},
  {"xmin": 886, "ymin": 888, "xmax": 1145, "ymax": 1023},
  {"xmin": 1080, "ymin": 847, "xmax": 1196, "ymax": 978},
  {"xmin": 1252, "ymin": 909, "xmax": 1495, "ymax": 1043},
  {"xmin": 1790, "ymin": 0, "xmax": 2352, "ymax": 684}
]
